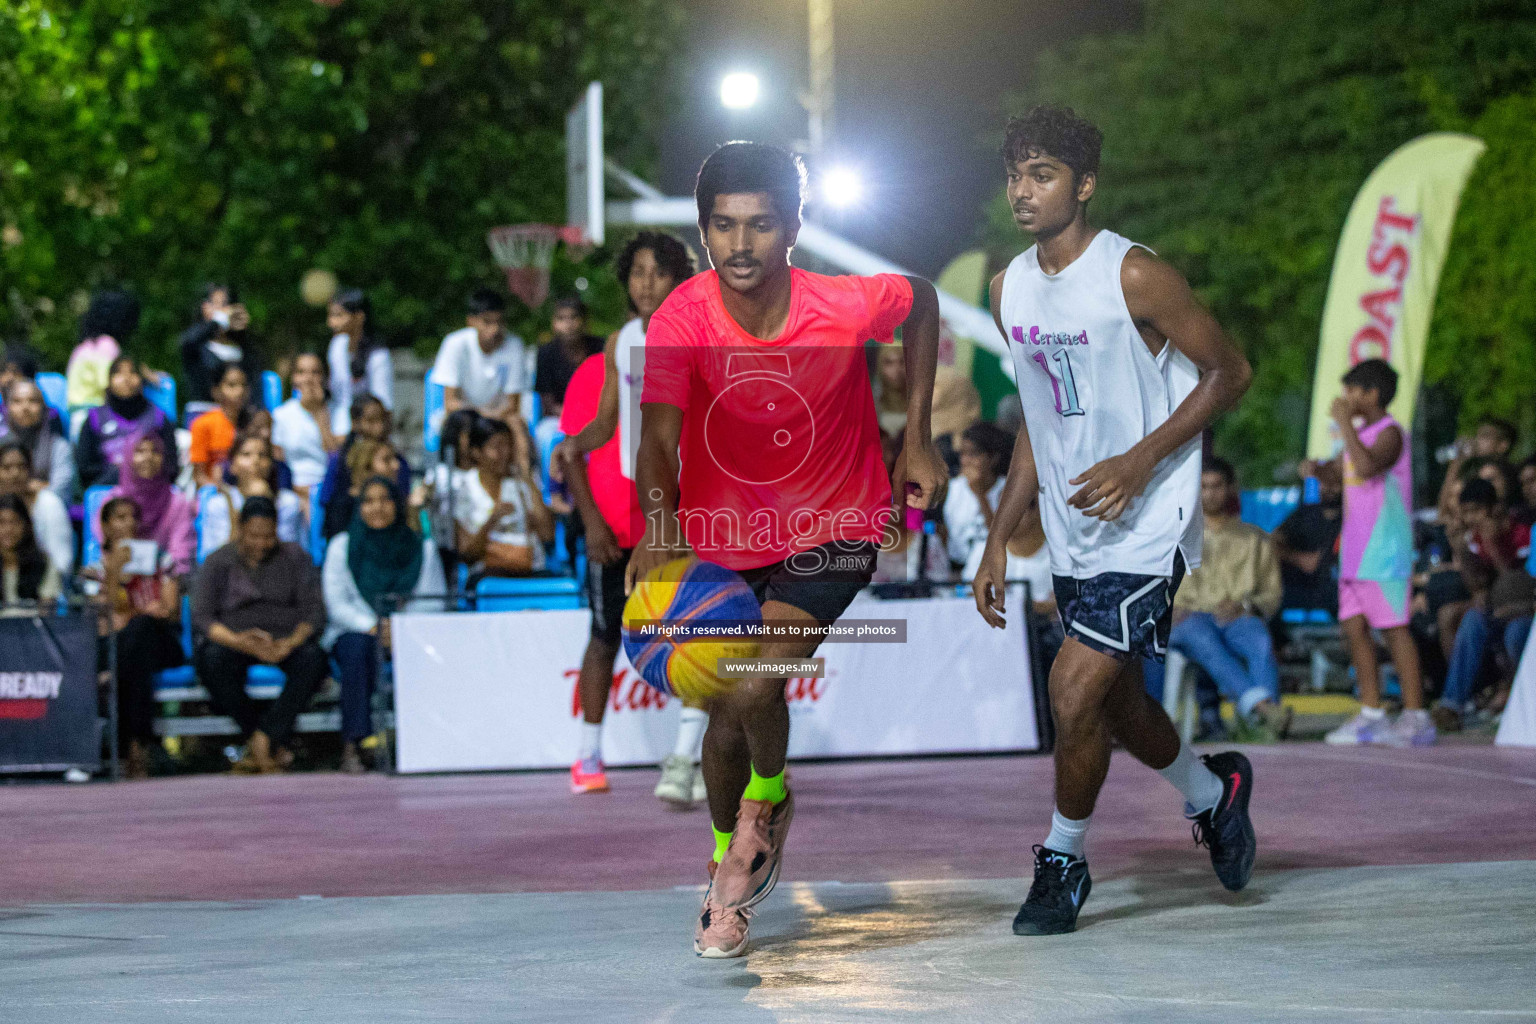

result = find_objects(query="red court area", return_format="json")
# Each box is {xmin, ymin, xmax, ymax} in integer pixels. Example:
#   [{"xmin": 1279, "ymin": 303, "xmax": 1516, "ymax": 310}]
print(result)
[{"xmin": 5, "ymin": 744, "xmax": 1534, "ymax": 904}]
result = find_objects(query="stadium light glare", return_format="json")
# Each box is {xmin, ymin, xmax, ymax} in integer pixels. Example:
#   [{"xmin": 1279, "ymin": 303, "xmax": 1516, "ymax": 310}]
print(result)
[
  {"xmin": 821, "ymin": 166, "xmax": 864, "ymax": 208},
  {"xmin": 719, "ymin": 72, "xmax": 761, "ymax": 110}
]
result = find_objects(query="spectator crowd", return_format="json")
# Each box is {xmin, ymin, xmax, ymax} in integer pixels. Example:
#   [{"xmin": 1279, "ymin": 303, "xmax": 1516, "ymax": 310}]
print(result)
[{"xmin": 1, "ymin": 272, "xmax": 1529, "ymax": 778}]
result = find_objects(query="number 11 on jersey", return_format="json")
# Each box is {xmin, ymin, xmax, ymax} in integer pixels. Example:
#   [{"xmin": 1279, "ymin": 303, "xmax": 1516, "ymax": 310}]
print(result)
[{"xmin": 1032, "ymin": 349, "xmax": 1085, "ymax": 417}]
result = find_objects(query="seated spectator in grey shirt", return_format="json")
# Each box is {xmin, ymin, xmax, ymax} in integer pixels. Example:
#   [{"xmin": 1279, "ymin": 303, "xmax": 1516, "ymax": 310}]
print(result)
[{"xmin": 192, "ymin": 496, "xmax": 327, "ymax": 774}]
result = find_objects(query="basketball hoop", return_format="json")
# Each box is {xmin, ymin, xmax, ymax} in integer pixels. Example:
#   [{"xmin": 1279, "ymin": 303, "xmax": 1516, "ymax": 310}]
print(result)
[{"xmin": 486, "ymin": 224, "xmax": 593, "ymax": 308}]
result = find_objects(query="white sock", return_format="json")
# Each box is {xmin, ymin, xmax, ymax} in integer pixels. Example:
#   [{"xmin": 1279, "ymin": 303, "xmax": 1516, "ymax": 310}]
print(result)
[
  {"xmin": 1157, "ymin": 741, "xmax": 1224, "ymax": 816},
  {"xmin": 579, "ymin": 722, "xmax": 602, "ymax": 761},
  {"xmin": 673, "ymin": 707, "xmax": 708, "ymax": 761},
  {"xmin": 1360, "ymin": 704, "xmax": 1387, "ymax": 720},
  {"xmin": 1043, "ymin": 807, "xmax": 1090, "ymax": 859}
]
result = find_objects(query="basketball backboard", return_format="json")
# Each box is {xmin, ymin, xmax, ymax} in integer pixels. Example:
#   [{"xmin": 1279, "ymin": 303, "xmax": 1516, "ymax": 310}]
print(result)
[{"xmin": 566, "ymin": 81, "xmax": 604, "ymax": 246}]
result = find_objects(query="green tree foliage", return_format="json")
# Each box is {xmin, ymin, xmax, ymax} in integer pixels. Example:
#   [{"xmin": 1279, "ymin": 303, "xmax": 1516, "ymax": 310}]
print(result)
[
  {"xmin": 983, "ymin": 0, "xmax": 1536, "ymax": 481},
  {"xmin": 1428, "ymin": 90, "xmax": 1536, "ymax": 441},
  {"xmin": 0, "ymin": 0, "xmax": 680, "ymax": 371}
]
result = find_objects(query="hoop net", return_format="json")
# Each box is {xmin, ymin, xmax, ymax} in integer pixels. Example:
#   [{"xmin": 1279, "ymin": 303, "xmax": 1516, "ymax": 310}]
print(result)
[{"xmin": 486, "ymin": 224, "xmax": 591, "ymax": 307}]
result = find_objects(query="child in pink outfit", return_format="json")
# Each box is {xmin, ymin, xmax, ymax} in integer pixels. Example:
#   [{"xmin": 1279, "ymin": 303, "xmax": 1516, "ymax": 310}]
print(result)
[{"xmin": 1309, "ymin": 359, "xmax": 1434, "ymax": 747}]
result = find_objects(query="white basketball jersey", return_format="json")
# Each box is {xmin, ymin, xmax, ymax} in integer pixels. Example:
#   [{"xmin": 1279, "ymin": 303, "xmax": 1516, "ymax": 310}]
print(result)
[
  {"xmin": 615, "ymin": 317, "xmax": 646, "ymax": 481},
  {"xmin": 999, "ymin": 230, "xmax": 1202, "ymax": 579}
]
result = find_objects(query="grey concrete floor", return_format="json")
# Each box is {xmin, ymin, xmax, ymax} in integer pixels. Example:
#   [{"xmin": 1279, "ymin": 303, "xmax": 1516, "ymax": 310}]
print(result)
[{"xmin": 4, "ymin": 861, "xmax": 1534, "ymax": 1024}]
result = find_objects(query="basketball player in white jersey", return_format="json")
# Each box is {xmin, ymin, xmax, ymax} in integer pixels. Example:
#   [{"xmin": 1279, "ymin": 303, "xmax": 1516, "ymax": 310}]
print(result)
[
  {"xmin": 972, "ymin": 106, "xmax": 1257, "ymax": 935},
  {"xmin": 554, "ymin": 231, "xmax": 710, "ymax": 805}
]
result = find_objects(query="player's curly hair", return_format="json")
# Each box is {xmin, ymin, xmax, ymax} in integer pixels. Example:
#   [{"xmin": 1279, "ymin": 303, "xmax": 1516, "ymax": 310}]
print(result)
[
  {"xmin": 1001, "ymin": 106, "xmax": 1103, "ymax": 182},
  {"xmin": 616, "ymin": 230, "xmax": 697, "ymax": 308},
  {"xmin": 695, "ymin": 142, "xmax": 807, "ymax": 227}
]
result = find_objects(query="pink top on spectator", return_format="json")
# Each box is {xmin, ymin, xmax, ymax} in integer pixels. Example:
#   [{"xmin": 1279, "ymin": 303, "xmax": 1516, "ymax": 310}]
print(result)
[
  {"xmin": 1341, "ymin": 413, "xmax": 1412, "ymax": 583},
  {"xmin": 560, "ymin": 353, "xmax": 642, "ymax": 549}
]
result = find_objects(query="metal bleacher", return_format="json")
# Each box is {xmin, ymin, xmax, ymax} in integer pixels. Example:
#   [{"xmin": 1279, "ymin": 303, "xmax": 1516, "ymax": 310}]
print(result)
[
  {"xmin": 143, "ymin": 374, "xmax": 177, "ymax": 423},
  {"xmin": 35, "ymin": 371, "xmax": 68, "ymax": 422},
  {"xmin": 261, "ymin": 370, "xmax": 284, "ymax": 412},
  {"xmin": 1158, "ymin": 485, "xmax": 1346, "ymax": 740},
  {"xmin": 82, "ymin": 484, "xmax": 314, "ymax": 738}
]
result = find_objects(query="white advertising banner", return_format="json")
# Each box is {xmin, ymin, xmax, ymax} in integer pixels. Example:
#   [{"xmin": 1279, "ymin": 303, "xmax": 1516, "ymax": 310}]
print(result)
[
  {"xmin": 1495, "ymin": 625, "xmax": 1536, "ymax": 748},
  {"xmin": 392, "ymin": 590, "xmax": 1038, "ymax": 773}
]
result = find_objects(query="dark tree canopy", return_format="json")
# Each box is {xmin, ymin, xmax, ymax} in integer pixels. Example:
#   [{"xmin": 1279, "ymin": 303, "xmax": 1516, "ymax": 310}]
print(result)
[
  {"xmin": 0, "ymin": 0, "xmax": 681, "ymax": 369},
  {"xmin": 984, "ymin": 0, "xmax": 1536, "ymax": 482}
]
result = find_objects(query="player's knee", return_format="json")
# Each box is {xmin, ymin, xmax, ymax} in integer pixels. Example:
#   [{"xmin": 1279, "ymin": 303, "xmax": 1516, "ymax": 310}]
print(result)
[
  {"xmin": 732, "ymin": 675, "xmax": 787, "ymax": 715},
  {"xmin": 1048, "ymin": 681, "xmax": 1102, "ymax": 739}
]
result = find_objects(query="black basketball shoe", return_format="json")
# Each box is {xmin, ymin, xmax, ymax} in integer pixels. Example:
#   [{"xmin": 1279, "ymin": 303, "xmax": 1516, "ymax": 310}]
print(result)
[
  {"xmin": 1190, "ymin": 751, "xmax": 1256, "ymax": 891},
  {"xmin": 1013, "ymin": 845, "xmax": 1092, "ymax": 936}
]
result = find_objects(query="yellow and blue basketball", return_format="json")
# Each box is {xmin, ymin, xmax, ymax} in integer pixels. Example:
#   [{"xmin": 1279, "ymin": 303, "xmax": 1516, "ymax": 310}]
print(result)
[{"xmin": 622, "ymin": 557, "xmax": 762, "ymax": 703}]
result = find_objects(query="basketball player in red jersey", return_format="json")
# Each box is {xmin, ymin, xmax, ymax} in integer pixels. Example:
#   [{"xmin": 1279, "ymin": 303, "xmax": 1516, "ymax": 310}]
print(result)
[{"xmin": 630, "ymin": 142, "xmax": 946, "ymax": 957}]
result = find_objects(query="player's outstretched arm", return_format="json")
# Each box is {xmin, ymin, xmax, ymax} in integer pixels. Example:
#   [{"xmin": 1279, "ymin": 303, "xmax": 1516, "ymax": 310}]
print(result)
[
  {"xmin": 628, "ymin": 401, "xmax": 688, "ymax": 593},
  {"xmin": 899, "ymin": 276, "xmax": 945, "ymax": 512},
  {"xmin": 572, "ymin": 331, "xmax": 623, "ymax": 456},
  {"xmin": 973, "ymin": 416, "xmax": 1040, "ymax": 630},
  {"xmin": 549, "ymin": 331, "xmax": 621, "ymax": 481},
  {"xmin": 1068, "ymin": 251, "xmax": 1252, "ymax": 521}
]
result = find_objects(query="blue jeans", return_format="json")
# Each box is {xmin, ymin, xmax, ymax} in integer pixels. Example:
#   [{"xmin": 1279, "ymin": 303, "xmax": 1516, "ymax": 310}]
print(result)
[
  {"xmin": 333, "ymin": 632, "xmax": 380, "ymax": 742},
  {"xmin": 1441, "ymin": 608, "xmax": 1533, "ymax": 709},
  {"xmin": 1169, "ymin": 612, "xmax": 1279, "ymax": 718}
]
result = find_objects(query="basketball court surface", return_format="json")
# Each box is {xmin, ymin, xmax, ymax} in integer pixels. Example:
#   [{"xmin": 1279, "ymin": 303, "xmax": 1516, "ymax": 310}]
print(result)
[{"xmin": 6, "ymin": 743, "xmax": 1535, "ymax": 1022}]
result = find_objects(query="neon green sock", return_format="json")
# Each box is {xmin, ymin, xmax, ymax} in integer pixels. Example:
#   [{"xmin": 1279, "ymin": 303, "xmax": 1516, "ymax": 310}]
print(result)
[
  {"xmin": 712, "ymin": 826, "xmax": 733, "ymax": 864},
  {"xmin": 742, "ymin": 766, "xmax": 787, "ymax": 805}
]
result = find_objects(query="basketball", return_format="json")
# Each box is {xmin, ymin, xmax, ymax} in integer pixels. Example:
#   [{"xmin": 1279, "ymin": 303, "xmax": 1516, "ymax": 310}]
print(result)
[
  {"xmin": 622, "ymin": 556, "xmax": 762, "ymax": 703},
  {"xmin": 299, "ymin": 267, "xmax": 338, "ymax": 307}
]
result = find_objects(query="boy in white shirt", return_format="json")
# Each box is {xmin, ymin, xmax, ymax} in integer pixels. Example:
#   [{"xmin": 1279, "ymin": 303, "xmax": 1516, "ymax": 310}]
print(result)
[{"xmin": 432, "ymin": 289, "xmax": 525, "ymax": 423}]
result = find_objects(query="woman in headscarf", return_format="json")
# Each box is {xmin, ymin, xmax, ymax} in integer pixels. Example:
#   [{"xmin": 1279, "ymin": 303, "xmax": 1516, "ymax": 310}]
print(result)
[
  {"xmin": 102, "ymin": 434, "xmax": 197, "ymax": 577},
  {"xmin": 0, "ymin": 378, "xmax": 73, "ymax": 500},
  {"xmin": 75, "ymin": 356, "xmax": 180, "ymax": 492},
  {"xmin": 322, "ymin": 477, "xmax": 443, "ymax": 772},
  {"xmin": 317, "ymin": 395, "xmax": 410, "ymax": 538}
]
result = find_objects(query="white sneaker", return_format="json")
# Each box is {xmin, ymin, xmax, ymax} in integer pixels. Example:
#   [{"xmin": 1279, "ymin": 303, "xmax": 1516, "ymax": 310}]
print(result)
[
  {"xmin": 655, "ymin": 754, "xmax": 695, "ymax": 807},
  {"xmin": 692, "ymin": 765, "xmax": 707, "ymax": 804},
  {"xmin": 1324, "ymin": 710, "xmax": 1392, "ymax": 745},
  {"xmin": 1379, "ymin": 708, "xmax": 1437, "ymax": 747}
]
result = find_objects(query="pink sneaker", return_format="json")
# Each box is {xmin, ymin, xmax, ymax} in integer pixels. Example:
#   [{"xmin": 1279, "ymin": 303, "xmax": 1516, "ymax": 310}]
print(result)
[
  {"xmin": 570, "ymin": 757, "xmax": 609, "ymax": 794},
  {"xmin": 714, "ymin": 790, "xmax": 795, "ymax": 910},
  {"xmin": 694, "ymin": 861, "xmax": 750, "ymax": 958}
]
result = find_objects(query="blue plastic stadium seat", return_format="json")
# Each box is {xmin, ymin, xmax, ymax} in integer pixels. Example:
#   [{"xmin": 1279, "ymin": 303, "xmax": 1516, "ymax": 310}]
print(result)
[
  {"xmin": 151, "ymin": 596, "xmax": 288, "ymax": 700},
  {"xmin": 143, "ymin": 374, "xmax": 177, "ymax": 422},
  {"xmin": 475, "ymin": 575, "xmax": 583, "ymax": 612},
  {"xmin": 193, "ymin": 484, "xmax": 220, "ymax": 564},
  {"xmin": 246, "ymin": 664, "xmax": 287, "ymax": 698},
  {"xmin": 34, "ymin": 372, "xmax": 68, "ymax": 421},
  {"xmin": 309, "ymin": 484, "xmax": 325, "ymax": 565},
  {"xmin": 80, "ymin": 485, "xmax": 115, "ymax": 567},
  {"xmin": 1239, "ymin": 486, "xmax": 1301, "ymax": 534},
  {"xmin": 261, "ymin": 370, "xmax": 284, "ymax": 412},
  {"xmin": 423, "ymin": 372, "xmax": 445, "ymax": 454},
  {"xmin": 152, "ymin": 665, "xmax": 197, "ymax": 691}
]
